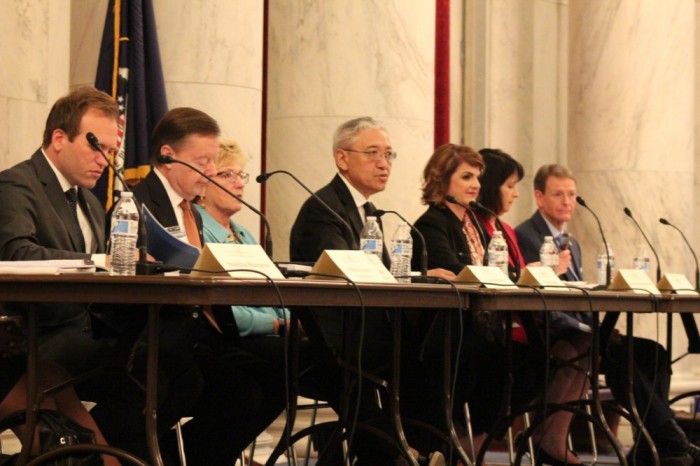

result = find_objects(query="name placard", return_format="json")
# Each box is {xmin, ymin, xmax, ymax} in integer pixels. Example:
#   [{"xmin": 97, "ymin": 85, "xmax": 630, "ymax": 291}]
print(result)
[
  {"xmin": 455, "ymin": 265, "xmax": 516, "ymax": 289},
  {"xmin": 658, "ymin": 273, "xmax": 699, "ymax": 295},
  {"xmin": 518, "ymin": 266, "xmax": 566, "ymax": 290},
  {"xmin": 609, "ymin": 269, "xmax": 660, "ymax": 295},
  {"xmin": 308, "ymin": 250, "xmax": 397, "ymax": 283},
  {"xmin": 191, "ymin": 243, "xmax": 285, "ymax": 280}
]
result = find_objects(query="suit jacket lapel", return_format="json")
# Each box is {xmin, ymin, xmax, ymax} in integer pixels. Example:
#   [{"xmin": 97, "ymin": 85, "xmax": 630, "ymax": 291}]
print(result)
[
  {"xmin": 331, "ymin": 175, "xmax": 363, "ymax": 240},
  {"xmin": 77, "ymin": 188, "xmax": 105, "ymax": 253},
  {"xmin": 31, "ymin": 152, "xmax": 82, "ymax": 251}
]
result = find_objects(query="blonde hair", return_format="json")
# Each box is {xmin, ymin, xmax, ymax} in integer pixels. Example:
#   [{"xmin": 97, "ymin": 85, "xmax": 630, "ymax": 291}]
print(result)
[{"xmin": 217, "ymin": 139, "xmax": 249, "ymax": 169}]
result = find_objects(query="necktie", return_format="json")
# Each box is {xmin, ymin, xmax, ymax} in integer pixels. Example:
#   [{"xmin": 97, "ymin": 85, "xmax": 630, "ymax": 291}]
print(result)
[
  {"xmin": 180, "ymin": 200, "xmax": 221, "ymax": 332},
  {"xmin": 179, "ymin": 199, "xmax": 202, "ymax": 249},
  {"xmin": 65, "ymin": 188, "xmax": 86, "ymax": 253},
  {"xmin": 363, "ymin": 201, "xmax": 377, "ymax": 218}
]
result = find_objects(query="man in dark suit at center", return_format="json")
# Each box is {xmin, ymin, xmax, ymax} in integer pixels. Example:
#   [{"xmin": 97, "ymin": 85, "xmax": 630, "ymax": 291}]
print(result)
[
  {"xmin": 290, "ymin": 117, "xmax": 449, "ymax": 466},
  {"xmin": 515, "ymin": 163, "xmax": 700, "ymax": 466},
  {"xmin": 133, "ymin": 107, "xmax": 285, "ymax": 465}
]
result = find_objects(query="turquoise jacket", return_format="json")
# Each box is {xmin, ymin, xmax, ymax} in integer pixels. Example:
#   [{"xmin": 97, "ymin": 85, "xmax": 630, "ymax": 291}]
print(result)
[{"xmin": 195, "ymin": 204, "xmax": 288, "ymax": 336}]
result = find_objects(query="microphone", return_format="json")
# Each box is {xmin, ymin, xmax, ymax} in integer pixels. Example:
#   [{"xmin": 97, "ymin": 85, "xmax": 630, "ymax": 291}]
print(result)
[
  {"xmin": 660, "ymin": 218, "xmax": 700, "ymax": 290},
  {"xmin": 659, "ymin": 218, "xmax": 700, "ymax": 353},
  {"xmin": 87, "ymin": 132, "xmax": 162, "ymax": 275},
  {"xmin": 157, "ymin": 154, "xmax": 274, "ymax": 258},
  {"xmin": 256, "ymin": 170, "xmax": 358, "ymax": 249},
  {"xmin": 444, "ymin": 195, "xmax": 487, "ymax": 256},
  {"xmin": 373, "ymin": 209, "xmax": 428, "ymax": 277},
  {"xmin": 575, "ymin": 196, "xmax": 611, "ymax": 287},
  {"xmin": 468, "ymin": 200, "xmax": 521, "ymax": 280},
  {"xmin": 623, "ymin": 207, "xmax": 661, "ymax": 282}
]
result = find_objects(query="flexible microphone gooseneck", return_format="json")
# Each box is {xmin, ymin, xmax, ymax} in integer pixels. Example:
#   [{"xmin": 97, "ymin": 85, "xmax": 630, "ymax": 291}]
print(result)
[
  {"xmin": 623, "ymin": 207, "xmax": 662, "ymax": 282},
  {"xmin": 468, "ymin": 200, "xmax": 522, "ymax": 281},
  {"xmin": 157, "ymin": 154, "xmax": 273, "ymax": 259},
  {"xmin": 575, "ymin": 196, "xmax": 611, "ymax": 287},
  {"xmin": 445, "ymin": 195, "xmax": 487, "ymax": 247},
  {"xmin": 372, "ymin": 209, "xmax": 428, "ymax": 277},
  {"xmin": 86, "ymin": 132, "xmax": 165, "ymax": 275},
  {"xmin": 660, "ymin": 218, "xmax": 700, "ymax": 290},
  {"xmin": 256, "ymin": 170, "xmax": 358, "ymax": 249},
  {"xmin": 659, "ymin": 217, "xmax": 700, "ymax": 354}
]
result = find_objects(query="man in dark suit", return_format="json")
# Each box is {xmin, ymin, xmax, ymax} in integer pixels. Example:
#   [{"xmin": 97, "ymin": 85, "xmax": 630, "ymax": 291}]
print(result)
[
  {"xmin": 133, "ymin": 107, "xmax": 285, "ymax": 465},
  {"xmin": 290, "ymin": 117, "xmax": 447, "ymax": 466},
  {"xmin": 515, "ymin": 164, "xmax": 700, "ymax": 466},
  {"xmin": 0, "ymin": 86, "xmax": 181, "ymax": 461}
]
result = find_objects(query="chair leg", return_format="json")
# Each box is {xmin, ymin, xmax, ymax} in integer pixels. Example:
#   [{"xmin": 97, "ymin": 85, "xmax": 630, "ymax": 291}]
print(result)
[
  {"xmin": 175, "ymin": 420, "xmax": 187, "ymax": 466},
  {"xmin": 463, "ymin": 402, "xmax": 476, "ymax": 461},
  {"xmin": 585, "ymin": 393, "xmax": 599, "ymax": 464}
]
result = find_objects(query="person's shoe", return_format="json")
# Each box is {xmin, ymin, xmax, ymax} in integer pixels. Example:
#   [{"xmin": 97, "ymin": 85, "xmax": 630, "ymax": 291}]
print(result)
[
  {"xmin": 417, "ymin": 451, "xmax": 445, "ymax": 466},
  {"xmin": 533, "ymin": 446, "xmax": 588, "ymax": 466}
]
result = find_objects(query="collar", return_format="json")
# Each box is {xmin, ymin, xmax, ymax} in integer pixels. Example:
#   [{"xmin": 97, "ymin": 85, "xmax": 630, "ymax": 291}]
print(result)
[
  {"xmin": 540, "ymin": 211, "xmax": 566, "ymax": 238},
  {"xmin": 338, "ymin": 172, "xmax": 370, "ymax": 209},
  {"xmin": 41, "ymin": 148, "xmax": 74, "ymax": 193},
  {"xmin": 153, "ymin": 166, "xmax": 186, "ymax": 209}
]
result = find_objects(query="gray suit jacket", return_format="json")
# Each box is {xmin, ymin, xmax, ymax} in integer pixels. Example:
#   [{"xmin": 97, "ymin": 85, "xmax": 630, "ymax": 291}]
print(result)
[{"xmin": 0, "ymin": 149, "xmax": 106, "ymax": 329}]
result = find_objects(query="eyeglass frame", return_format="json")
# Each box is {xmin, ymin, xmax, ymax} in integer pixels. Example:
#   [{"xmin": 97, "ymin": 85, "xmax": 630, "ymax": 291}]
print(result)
[
  {"xmin": 215, "ymin": 169, "xmax": 250, "ymax": 184},
  {"xmin": 341, "ymin": 148, "xmax": 398, "ymax": 163}
]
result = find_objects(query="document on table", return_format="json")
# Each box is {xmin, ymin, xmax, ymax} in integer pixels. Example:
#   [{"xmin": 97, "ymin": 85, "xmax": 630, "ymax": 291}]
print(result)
[{"xmin": 0, "ymin": 259, "xmax": 97, "ymax": 274}]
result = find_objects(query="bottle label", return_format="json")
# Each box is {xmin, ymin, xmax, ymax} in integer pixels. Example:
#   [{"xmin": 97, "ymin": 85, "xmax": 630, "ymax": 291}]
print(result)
[{"xmin": 112, "ymin": 219, "xmax": 138, "ymax": 236}]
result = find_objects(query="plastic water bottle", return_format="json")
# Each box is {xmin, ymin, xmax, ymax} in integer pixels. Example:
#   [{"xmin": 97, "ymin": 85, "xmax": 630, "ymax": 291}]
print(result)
[
  {"xmin": 597, "ymin": 242, "xmax": 616, "ymax": 285},
  {"xmin": 487, "ymin": 230, "xmax": 509, "ymax": 276},
  {"xmin": 539, "ymin": 235, "xmax": 559, "ymax": 275},
  {"xmin": 360, "ymin": 216, "xmax": 383, "ymax": 259},
  {"xmin": 633, "ymin": 243, "xmax": 651, "ymax": 276},
  {"xmin": 109, "ymin": 191, "xmax": 139, "ymax": 276},
  {"xmin": 389, "ymin": 221, "xmax": 413, "ymax": 283}
]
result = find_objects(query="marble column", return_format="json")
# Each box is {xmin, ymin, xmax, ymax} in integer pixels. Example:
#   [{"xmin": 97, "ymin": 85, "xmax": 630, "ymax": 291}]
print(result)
[
  {"xmin": 71, "ymin": 0, "xmax": 265, "ymax": 238},
  {"xmin": 0, "ymin": 0, "xmax": 71, "ymax": 169},
  {"xmin": 266, "ymin": 1, "xmax": 435, "ymax": 261},
  {"xmin": 568, "ymin": 0, "xmax": 694, "ymax": 369},
  {"xmin": 462, "ymin": 0, "xmax": 569, "ymax": 226}
]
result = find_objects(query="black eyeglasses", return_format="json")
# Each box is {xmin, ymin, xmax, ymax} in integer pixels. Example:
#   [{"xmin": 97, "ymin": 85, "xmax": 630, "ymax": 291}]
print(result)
[
  {"xmin": 215, "ymin": 170, "xmax": 250, "ymax": 184},
  {"xmin": 342, "ymin": 148, "xmax": 398, "ymax": 163}
]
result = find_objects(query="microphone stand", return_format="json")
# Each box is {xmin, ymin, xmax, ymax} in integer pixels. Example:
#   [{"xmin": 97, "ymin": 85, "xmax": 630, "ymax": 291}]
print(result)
[
  {"xmin": 157, "ymin": 155, "xmax": 274, "ymax": 259},
  {"xmin": 256, "ymin": 170, "xmax": 358, "ymax": 249},
  {"xmin": 373, "ymin": 209, "xmax": 428, "ymax": 278},
  {"xmin": 576, "ymin": 196, "xmax": 611, "ymax": 288},
  {"xmin": 87, "ymin": 132, "xmax": 165, "ymax": 275},
  {"xmin": 659, "ymin": 218, "xmax": 700, "ymax": 354},
  {"xmin": 468, "ymin": 200, "xmax": 521, "ymax": 281},
  {"xmin": 623, "ymin": 207, "xmax": 661, "ymax": 282}
]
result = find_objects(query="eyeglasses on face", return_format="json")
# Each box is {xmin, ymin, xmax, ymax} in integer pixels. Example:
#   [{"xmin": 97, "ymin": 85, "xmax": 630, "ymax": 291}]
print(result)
[
  {"xmin": 215, "ymin": 170, "xmax": 250, "ymax": 184},
  {"xmin": 342, "ymin": 148, "xmax": 398, "ymax": 163}
]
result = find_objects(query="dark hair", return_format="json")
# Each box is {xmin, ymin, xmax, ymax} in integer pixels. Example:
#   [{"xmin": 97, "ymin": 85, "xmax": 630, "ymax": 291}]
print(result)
[
  {"xmin": 150, "ymin": 107, "xmax": 220, "ymax": 164},
  {"xmin": 477, "ymin": 148, "xmax": 524, "ymax": 215},
  {"xmin": 533, "ymin": 164, "xmax": 575, "ymax": 193},
  {"xmin": 421, "ymin": 144, "xmax": 483, "ymax": 205},
  {"xmin": 42, "ymin": 87, "xmax": 119, "ymax": 148}
]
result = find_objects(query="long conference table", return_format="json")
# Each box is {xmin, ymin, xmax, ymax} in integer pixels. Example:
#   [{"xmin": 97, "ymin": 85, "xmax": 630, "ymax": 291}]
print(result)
[{"xmin": 0, "ymin": 274, "xmax": 689, "ymax": 466}]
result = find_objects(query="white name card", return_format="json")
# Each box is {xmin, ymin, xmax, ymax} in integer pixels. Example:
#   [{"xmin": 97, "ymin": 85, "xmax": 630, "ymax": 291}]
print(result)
[
  {"xmin": 518, "ymin": 266, "xmax": 567, "ymax": 290},
  {"xmin": 308, "ymin": 250, "xmax": 397, "ymax": 283},
  {"xmin": 658, "ymin": 273, "xmax": 699, "ymax": 295},
  {"xmin": 609, "ymin": 269, "xmax": 660, "ymax": 295},
  {"xmin": 455, "ymin": 265, "xmax": 516, "ymax": 289},
  {"xmin": 191, "ymin": 243, "xmax": 285, "ymax": 280}
]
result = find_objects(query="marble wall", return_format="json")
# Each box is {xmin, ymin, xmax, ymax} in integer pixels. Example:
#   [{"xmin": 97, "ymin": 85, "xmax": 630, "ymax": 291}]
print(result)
[{"xmin": 266, "ymin": 1, "xmax": 436, "ymax": 261}]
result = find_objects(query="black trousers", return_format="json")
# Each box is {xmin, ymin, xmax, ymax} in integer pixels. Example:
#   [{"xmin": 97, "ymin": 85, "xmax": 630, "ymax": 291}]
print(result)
[{"xmin": 602, "ymin": 335, "xmax": 676, "ymax": 441}]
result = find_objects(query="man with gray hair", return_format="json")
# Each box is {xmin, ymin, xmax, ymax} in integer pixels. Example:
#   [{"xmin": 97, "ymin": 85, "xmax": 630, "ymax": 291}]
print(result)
[{"xmin": 289, "ymin": 117, "xmax": 445, "ymax": 466}]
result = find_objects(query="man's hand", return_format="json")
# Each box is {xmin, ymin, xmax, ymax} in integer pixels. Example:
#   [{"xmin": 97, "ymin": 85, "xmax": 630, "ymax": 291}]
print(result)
[{"xmin": 427, "ymin": 268, "xmax": 457, "ymax": 281}]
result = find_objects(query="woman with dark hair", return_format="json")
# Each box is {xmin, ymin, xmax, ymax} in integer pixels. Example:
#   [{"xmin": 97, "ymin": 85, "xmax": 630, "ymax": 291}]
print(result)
[
  {"xmin": 476, "ymin": 148, "xmax": 590, "ymax": 466},
  {"xmin": 410, "ymin": 144, "xmax": 539, "ymax": 458}
]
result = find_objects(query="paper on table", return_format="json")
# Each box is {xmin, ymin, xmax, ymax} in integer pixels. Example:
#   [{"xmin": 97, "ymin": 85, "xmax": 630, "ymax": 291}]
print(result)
[{"xmin": 0, "ymin": 260, "xmax": 96, "ymax": 275}]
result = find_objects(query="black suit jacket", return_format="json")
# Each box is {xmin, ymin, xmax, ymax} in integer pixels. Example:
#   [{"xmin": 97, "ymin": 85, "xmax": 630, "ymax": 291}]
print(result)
[
  {"xmin": 290, "ymin": 174, "xmax": 363, "ymax": 262},
  {"xmin": 0, "ymin": 150, "xmax": 106, "ymax": 327},
  {"xmin": 514, "ymin": 210, "xmax": 583, "ymax": 281},
  {"xmin": 412, "ymin": 203, "xmax": 485, "ymax": 275},
  {"xmin": 132, "ymin": 169, "xmax": 204, "ymax": 242}
]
